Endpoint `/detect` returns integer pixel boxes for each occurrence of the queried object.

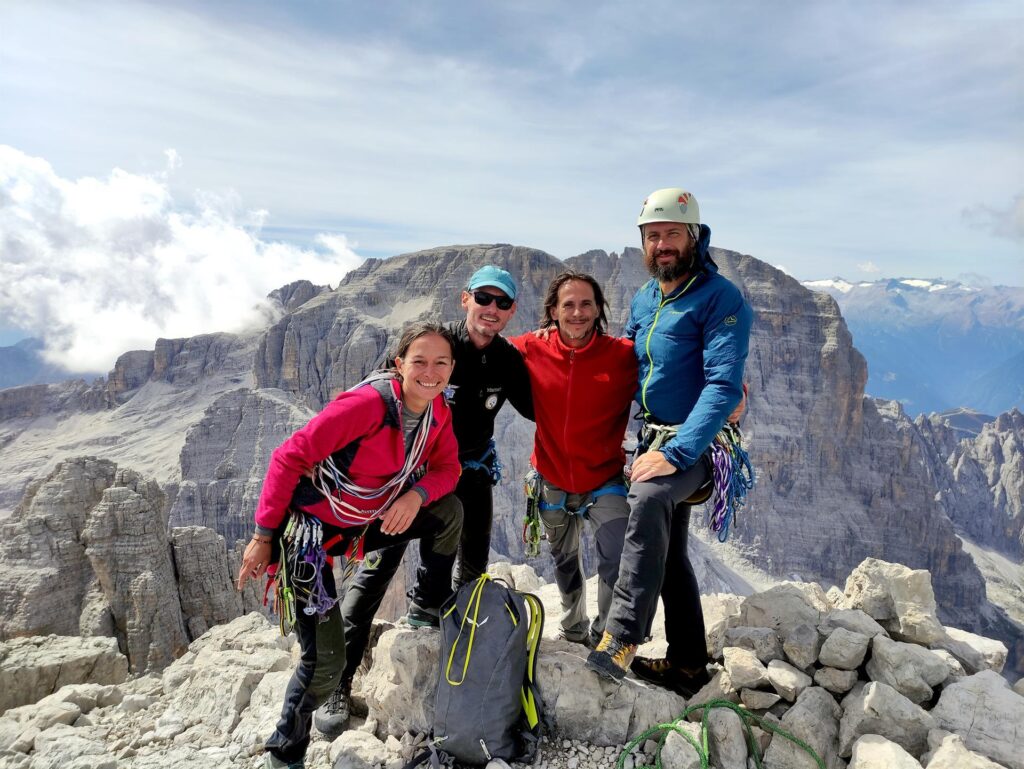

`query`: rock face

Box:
[930,670,1024,769]
[916,407,1024,558]
[0,459,257,675]
[167,387,312,545]
[0,635,128,711]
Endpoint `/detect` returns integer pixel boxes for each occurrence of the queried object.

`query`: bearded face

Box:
[642,223,696,282]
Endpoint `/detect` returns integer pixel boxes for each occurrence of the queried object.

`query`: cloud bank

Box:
[0,146,361,372]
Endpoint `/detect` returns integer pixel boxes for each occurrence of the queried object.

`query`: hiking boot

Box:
[585,631,637,682]
[557,628,595,649]
[630,656,711,697]
[402,606,440,628]
[313,678,352,737]
[264,752,304,769]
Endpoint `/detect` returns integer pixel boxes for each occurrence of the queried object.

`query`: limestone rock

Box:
[170,526,246,638]
[932,625,1008,674]
[703,594,744,659]
[762,686,842,769]
[740,688,782,710]
[818,627,871,670]
[723,646,770,690]
[843,558,944,644]
[849,733,922,769]
[782,623,821,670]
[818,608,887,639]
[865,635,949,703]
[486,561,545,593]
[766,660,812,702]
[928,649,966,681]
[930,670,1024,769]
[82,471,189,674]
[725,627,784,663]
[661,721,703,769]
[362,626,439,737]
[686,671,740,716]
[839,681,936,758]
[707,708,748,769]
[826,586,846,608]
[330,730,390,769]
[923,730,1008,769]
[740,583,829,632]
[1014,677,1024,697]
[813,667,858,694]
[0,634,127,711]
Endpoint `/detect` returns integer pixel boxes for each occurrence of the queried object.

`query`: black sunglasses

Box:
[472,290,514,311]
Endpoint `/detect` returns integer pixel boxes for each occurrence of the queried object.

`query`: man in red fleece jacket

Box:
[511,271,637,647]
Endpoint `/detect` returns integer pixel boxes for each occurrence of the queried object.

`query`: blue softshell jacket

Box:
[624,224,754,471]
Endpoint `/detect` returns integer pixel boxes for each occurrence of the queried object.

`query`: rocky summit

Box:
[0,558,1021,769]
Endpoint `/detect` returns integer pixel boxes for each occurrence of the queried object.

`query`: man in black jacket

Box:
[315,265,534,735]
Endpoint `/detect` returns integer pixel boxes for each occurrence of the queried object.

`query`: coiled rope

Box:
[616,699,824,769]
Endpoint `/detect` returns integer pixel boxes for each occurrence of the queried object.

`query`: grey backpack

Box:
[430,574,544,765]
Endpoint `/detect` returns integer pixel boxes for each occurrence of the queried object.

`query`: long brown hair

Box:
[539,271,609,334]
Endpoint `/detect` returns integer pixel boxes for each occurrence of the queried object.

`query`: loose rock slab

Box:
[849,733,922,769]
[865,635,949,703]
[839,681,936,758]
[930,670,1024,769]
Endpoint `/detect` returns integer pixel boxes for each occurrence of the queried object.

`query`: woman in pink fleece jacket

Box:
[237,322,462,769]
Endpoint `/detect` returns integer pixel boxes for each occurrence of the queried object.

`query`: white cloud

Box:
[962,193,1024,242]
[0,146,362,373]
[857,261,881,273]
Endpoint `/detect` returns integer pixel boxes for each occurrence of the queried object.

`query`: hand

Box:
[531,326,553,340]
[237,539,271,591]
[728,383,749,425]
[630,450,678,483]
[380,491,422,535]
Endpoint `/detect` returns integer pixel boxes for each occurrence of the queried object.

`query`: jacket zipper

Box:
[640,274,701,416]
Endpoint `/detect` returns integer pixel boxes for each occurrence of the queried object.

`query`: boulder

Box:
[0,635,128,711]
[762,686,842,769]
[838,681,936,758]
[703,594,744,658]
[362,626,440,737]
[931,626,1007,674]
[1015,677,1024,697]
[740,583,829,632]
[782,623,821,670]
[930,670,1024,769]
[865,635,949,703]
[486,561,544,593]
[843,558,944,645]
[329,730,391,769]
[766,660,812,702]
[818,627,871,670]
[818,608,887,639]
[686,671,739,717]
[707,708,747,769]
[849,733,922,768]
[661,722,703,769]
[813,667,858,694]
[740,688,782,710]
[724,627,784,663]
[928,649,966,681]
[723,646,770,690]
[922,729,1008,769]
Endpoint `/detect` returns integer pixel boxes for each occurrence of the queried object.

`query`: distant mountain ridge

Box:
[0,338,102,390]
[803,277,1024,416]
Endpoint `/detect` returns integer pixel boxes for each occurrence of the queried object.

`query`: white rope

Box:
[311,399,434,526]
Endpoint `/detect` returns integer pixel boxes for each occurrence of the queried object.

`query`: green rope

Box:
[615,698,826,769]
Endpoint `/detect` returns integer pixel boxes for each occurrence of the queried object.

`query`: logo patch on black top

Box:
[724,315,737,326]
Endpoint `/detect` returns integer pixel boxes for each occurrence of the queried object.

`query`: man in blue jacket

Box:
[586,187,753,695]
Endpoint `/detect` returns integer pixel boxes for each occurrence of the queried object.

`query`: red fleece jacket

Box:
[254,377,459,531]
[510,332,637,494]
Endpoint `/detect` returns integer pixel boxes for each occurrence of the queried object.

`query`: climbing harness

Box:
[462,439,503,485]
[270,512,339,635]
[521,472,628,558]
[635,419,755,542]
[310,397,433,527]
[616,698,825,769]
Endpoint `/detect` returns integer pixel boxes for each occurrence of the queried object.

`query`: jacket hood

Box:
[696,224,719,274]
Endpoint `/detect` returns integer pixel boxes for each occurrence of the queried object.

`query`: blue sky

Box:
[1,0,1022,367]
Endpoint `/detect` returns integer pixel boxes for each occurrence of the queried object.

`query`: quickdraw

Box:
[271,512,339,635]
[522,470,543,558]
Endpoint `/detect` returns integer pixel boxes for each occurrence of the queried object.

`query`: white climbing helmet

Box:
[637,188,701,228]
